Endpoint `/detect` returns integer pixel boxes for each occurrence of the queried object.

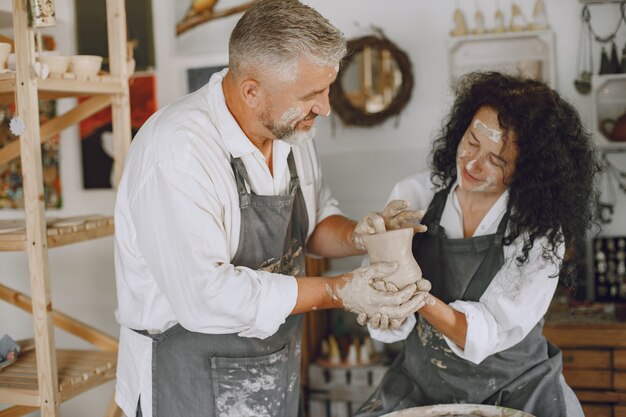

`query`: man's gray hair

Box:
[229,0,347,81]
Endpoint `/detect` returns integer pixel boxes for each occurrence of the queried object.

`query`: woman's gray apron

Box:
[357,185,566,417]
[135,150,308,417]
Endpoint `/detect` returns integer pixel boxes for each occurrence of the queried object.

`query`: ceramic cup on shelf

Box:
[68,55,103,77]
[39,55,70,76]
[0,43,11,71]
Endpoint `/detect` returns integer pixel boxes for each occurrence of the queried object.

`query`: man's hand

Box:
[368,278,433,330]
[352,200,427,250]
[334,262,427,328]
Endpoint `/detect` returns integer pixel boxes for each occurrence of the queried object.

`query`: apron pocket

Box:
[210,345,290,417]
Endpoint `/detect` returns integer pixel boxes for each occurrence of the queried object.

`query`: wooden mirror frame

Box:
[329,35,414,127]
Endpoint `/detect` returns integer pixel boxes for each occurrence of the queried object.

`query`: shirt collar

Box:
[207,68,260,159]
[207,68,293,163]
[448,178,510,234]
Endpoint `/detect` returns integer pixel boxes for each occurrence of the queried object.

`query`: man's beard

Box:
[260,107,317,146]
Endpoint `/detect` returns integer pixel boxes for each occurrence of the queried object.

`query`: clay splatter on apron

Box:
[259,239,304,276]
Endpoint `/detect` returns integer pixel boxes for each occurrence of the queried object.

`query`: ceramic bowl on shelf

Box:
[39,55,70,75]
[68,55,103,77]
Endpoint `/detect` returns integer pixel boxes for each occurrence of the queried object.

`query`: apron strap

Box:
[231,151,300,197]
[420,183,451,227]
[230,156,252,196]
[286,151,300,195]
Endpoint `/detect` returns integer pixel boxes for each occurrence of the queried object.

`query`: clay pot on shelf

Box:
[600,112,626,142]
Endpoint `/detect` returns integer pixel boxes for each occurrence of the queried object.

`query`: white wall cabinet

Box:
[447,30,556,87]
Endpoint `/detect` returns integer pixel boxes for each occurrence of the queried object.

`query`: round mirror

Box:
[330,36,414,127]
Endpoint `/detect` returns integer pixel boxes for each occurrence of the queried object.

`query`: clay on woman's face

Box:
[455,106,517,196]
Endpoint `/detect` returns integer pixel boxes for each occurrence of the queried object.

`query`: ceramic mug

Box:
[600,112,626,142]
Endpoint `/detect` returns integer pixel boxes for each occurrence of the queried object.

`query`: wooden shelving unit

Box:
[545,313,626,417]
[0,0,132,416]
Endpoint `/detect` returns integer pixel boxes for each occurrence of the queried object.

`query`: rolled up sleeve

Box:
[443,236,562,364]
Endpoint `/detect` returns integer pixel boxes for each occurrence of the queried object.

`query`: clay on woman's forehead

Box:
[473,119,502,143]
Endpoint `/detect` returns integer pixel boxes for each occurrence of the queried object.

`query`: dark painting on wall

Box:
[75,0,155,71]
[187,65,227,93]
[0,101,62,209]
[80,74,157,189]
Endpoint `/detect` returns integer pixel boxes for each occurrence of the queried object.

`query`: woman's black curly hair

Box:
[430,72,602,284]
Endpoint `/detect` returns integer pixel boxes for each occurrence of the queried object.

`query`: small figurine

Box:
[529,0,549,31]
[493,2,506,34]
[346,343,358,365]
[450,1,469,37]
[328,335,341,365]
[509,3,527,32]
[473,8,487,35]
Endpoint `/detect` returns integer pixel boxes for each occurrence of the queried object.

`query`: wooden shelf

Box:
[544,314,626,414]
[0,71,126,103]
[544,314,626,348]
[0,215,114,251]
[0,348,116,407]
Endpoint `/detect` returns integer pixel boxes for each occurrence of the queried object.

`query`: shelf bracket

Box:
[0,94,112,165]
[0,406,39,417]
[0,282,119,351]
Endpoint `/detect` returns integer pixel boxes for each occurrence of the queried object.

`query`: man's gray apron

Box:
[356,185,566,417]
[135,150,308,417]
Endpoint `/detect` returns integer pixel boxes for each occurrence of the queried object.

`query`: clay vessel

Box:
[601,112,626,142]
[362,228,421,290]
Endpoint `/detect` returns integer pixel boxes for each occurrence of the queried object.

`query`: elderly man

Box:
[114,1,429,416]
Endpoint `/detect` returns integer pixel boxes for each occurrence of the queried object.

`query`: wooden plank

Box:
[107,0,132,187]
[544,324,626,348]
[614,371,626,391]
[575,389,626,403]
[563,369,613,389]
[615,405,626,415]
[562,349,612,370]
[0,283,118,351]
[12,0,59,415]
[581,403,613,417]
[615,350,626,370]
[47,224,114,247]
[38,77,126,95]
[0,348,117,406]
[0,406,38,417]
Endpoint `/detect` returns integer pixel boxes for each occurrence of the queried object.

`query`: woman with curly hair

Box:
[356,72,601,417]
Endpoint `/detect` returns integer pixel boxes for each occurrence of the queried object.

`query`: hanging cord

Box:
[582,3,623,44]
[577,6,594,76]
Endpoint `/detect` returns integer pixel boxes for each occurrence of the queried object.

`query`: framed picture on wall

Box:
[80,73,158,189]
[0,101,62,209]
[187,65,227,93]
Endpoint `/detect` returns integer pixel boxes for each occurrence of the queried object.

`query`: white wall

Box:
[1,1,625,415]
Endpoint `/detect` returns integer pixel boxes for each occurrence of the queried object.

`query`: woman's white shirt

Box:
[368,171,562,365]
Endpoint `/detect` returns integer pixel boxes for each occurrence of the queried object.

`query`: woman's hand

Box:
[352,200,427,250]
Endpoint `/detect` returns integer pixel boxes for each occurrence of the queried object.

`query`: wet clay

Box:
[362,228,422,289]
